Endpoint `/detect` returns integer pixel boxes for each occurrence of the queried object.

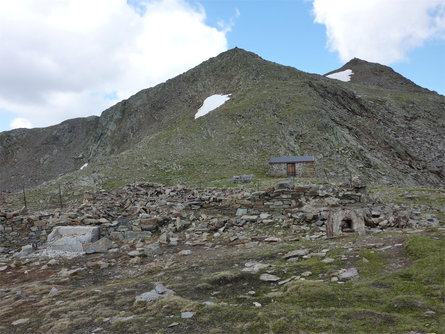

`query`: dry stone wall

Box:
[0,181,439,252]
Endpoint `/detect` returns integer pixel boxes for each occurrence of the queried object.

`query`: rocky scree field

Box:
[0,181,444,333]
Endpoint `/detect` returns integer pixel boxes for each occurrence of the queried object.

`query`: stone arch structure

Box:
[326,209,365,238]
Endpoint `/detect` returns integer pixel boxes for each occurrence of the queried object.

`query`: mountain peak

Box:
[1,48,443,193]
[325,58,429,92]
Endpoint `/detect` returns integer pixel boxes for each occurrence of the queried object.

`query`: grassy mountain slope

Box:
[1,48,444,194]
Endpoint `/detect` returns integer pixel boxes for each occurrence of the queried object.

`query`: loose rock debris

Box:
[0,182,442,333]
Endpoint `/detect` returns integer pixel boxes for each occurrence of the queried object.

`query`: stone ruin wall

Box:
[0,182,438,251]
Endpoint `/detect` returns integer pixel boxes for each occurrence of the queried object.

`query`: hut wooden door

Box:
[287,163,296,176]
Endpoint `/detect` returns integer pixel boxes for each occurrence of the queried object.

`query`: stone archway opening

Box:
[340,218,354,233]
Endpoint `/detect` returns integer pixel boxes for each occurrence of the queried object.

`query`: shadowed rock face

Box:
[0,117,99,191]
[1,48,444,192]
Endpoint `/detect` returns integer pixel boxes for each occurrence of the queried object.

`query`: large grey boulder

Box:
[44,226,100,258]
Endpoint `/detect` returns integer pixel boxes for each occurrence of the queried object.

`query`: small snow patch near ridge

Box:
[195,94,231,119]
[326,69,353,82]
[80,163,88,170]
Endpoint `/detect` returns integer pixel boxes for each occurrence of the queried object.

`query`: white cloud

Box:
[10,118,33,129]
[312,0,445,64]
[0,0,228,130]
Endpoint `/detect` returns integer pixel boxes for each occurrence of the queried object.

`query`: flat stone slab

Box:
[48,226,100,244]
[283,249,309,259]
[44,226,100,258]
[181,312,195,319]
[110,315,136,324]
[11,318,29,326]
[259,273,280,282]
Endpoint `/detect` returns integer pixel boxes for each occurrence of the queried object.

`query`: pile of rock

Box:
[0,182,440,255]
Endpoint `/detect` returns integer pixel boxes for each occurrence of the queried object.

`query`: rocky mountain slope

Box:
[324,57,431,92]
[1,48,444,193]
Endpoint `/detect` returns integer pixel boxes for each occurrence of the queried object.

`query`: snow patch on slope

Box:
[326,69,353,82]
[195,94,231,119]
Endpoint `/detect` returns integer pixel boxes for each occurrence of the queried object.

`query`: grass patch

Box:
[195,234,445,333]
[405,235,444,259]
[356,249,386,277]
[203,270,245,285]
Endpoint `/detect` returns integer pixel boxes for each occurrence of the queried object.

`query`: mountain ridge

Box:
[1,48,444,193]
[324,57,432,93]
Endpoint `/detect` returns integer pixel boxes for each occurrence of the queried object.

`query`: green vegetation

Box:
[190,233,444,333]
[2,222,443,333]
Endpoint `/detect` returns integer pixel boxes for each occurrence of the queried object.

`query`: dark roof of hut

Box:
[269,156,315,163]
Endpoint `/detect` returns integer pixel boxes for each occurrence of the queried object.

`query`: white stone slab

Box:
[44,226,100,258]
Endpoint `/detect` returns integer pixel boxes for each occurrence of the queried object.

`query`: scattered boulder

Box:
[232,175,253,183]
[110,315,136,324]
[135,283,175,303]
[264,237,282,243]
[283,249,309,260]
[181,312,195,319]
[178,249,192,256]
[14,244,34,258]
[259,273,280,282]
[321,258,335,264]
[242,262,270,273]
[11,318,29,326]
[128,250,142,257]
[338,268,360,281]
[84,237,115,254]
[144,242,163,257]
[48,287,59,297]
[236,208,248,216]
[58,267,85,278]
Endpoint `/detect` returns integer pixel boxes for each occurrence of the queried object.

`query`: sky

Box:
[0,0,444,132]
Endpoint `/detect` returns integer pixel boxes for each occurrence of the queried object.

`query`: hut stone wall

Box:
[268,161,314,177]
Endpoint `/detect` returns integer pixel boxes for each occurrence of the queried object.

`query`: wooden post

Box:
[22,186,27,209]
[58,183,63,209]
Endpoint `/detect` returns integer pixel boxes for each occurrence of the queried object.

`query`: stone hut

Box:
[268,156,315,177]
